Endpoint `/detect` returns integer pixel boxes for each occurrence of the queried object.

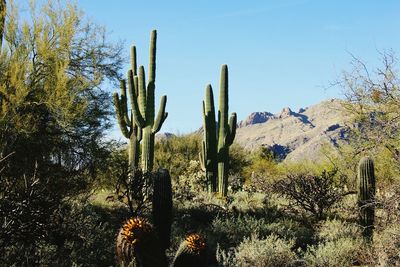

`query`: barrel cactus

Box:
[172,233,207,267]
[357,156,376,241]
[116,217,167,267]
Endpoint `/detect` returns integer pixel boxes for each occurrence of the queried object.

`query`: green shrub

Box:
[374,223,400,266]
[317,219,361,242]
[217,234,297,267]
[304,237,362,267]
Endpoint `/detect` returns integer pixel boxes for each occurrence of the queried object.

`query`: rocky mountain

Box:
[235,99,349,162]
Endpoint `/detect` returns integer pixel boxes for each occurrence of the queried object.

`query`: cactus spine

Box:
[200,65,236,196]
[172,233,207,267]
[129,30,168,173]
[357,156,376,241]
[152,169,172,251]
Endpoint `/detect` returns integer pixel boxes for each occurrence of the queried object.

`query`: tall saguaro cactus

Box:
[200,85,218,192]
[200,65,236,196]
[0,0,6,49]
[129,30,168,173]
[113,46,142,173]
[357,156,376,241]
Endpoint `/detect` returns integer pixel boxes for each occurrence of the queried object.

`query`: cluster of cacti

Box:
[357,156,376,241]
[172,233,207,267]
[113,30,168,174]
[116,169,207,267]
[200,65,237,196]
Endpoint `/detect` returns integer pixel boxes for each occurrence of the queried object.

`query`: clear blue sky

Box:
[18,0,400,136]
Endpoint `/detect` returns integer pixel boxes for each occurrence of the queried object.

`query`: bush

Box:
[273,170,347,220]
[317,219,361,242]
[217,234,297,267]
[304,237,363,267]
[374,223,400,266]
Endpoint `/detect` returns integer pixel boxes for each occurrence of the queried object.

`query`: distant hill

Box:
[235,99,349,162]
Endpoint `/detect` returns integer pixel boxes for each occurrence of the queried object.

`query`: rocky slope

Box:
[235,99,348,162]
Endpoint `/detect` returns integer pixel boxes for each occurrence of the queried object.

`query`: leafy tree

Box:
[337,51,400,184]
[0,0,123,264]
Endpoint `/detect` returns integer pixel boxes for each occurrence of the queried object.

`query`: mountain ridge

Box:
[235,98,348,162]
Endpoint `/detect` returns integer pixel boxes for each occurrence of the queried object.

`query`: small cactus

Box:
[172,233,207,267]
[116,217,167,267]
[357,156,376,241]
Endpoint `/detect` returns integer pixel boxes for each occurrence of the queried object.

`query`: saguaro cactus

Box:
[0,0,6,48]
[113,75,142,173]
[200,65,236,196]
[217,65,237,196]
[152,169,172,251]
[357,156,376,241]
[199,85,218,192]
[129,30,168,173]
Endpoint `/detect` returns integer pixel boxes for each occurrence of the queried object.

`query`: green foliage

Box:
[200,65,237,196]
[243,147,281,191]
[317,219,361,243]
[0,1,123,265]
[304,237,363,267]
[217,234,297,267]
[154,134,202,178]
[338,52,400,185]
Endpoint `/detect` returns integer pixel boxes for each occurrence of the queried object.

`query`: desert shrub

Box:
[374,223,400,266]
[273,170,347,220]
[1,201,124,266]
[243,146,281,192]
[229,191,266,213]
[217,234,297,267]
[154,134,202,179]
[211,213,313,251]
[212,215,270,247]
[172,160,207,202]
[317,219,361,242]
[304,237,363,267]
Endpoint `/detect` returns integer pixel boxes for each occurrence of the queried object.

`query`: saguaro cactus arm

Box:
[152,95,168,133]
[113,83,130,139]
[226,112,237,145]
[127,69,145,128]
